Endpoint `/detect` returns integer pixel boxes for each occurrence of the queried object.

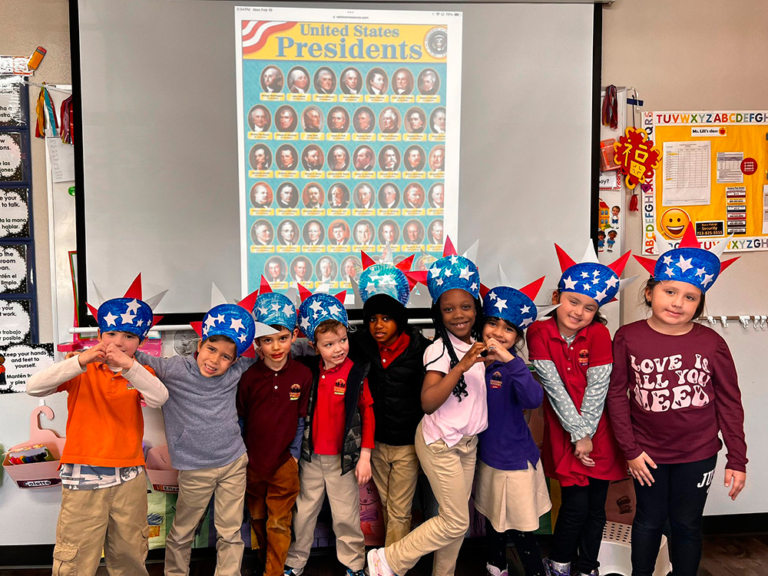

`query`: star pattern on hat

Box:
[426,254,480,302]
[298,292,348,342]
[200,303,257,357]
[556,241,630,305]
[103,312,118,327]
[633,224,739,294]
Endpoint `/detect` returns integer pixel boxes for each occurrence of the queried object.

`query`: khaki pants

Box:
[165,452,248,576]
[370,442,420,546]
[385,423,478,576]
[286,454,365,572]
[52,472,150,576]
[246,458,300,576]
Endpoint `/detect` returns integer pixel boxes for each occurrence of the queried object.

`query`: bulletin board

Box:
[641,110,768,255]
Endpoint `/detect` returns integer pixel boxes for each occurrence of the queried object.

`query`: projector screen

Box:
[73,0,599,319]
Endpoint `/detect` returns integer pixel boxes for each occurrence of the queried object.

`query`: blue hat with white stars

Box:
[254,292,297,331]
[426,254,480,303]
[482,276,547,331]
[359,263,411,307]
[201,303,256,357]
[96,298,154,340]
[298,292,348,343]
[634,224,738,293]
[87,274,166,341]
[556,241,632,307]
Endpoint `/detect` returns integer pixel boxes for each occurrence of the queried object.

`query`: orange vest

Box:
[58,362,154,467]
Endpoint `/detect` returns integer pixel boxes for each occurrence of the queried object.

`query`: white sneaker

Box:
[486,563,509,576]
[367,548,397,576]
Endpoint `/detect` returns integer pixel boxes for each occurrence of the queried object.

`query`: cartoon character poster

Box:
[235,6,462,297]
[641,110,768,254]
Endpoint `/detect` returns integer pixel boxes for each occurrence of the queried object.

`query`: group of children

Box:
[28,223,747,576]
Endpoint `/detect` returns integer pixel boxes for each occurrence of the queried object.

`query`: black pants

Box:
[486,518,545,576]
[550,477,610,573]
[631,454,717,576]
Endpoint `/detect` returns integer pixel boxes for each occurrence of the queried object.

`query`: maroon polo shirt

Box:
[237,356,312,477]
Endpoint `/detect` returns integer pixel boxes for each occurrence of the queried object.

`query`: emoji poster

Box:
[641,110,768,254]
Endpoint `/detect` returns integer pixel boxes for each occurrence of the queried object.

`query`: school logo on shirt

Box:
[290,383,301,400]
[578,349,589,366]
[490,371,503,389]
[334,379,346,395]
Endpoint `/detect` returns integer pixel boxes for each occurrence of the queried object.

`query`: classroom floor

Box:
[2,535,767,576]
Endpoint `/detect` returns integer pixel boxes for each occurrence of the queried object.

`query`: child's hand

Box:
[724,469,746,500]
[456,342,487,374]
[574,436,595,467]
[105,343,134,370]
[77,343,107,367]
[355,454,372,486]
[628,452,657,486]
[65,351,81,360]
[484,337,514,364]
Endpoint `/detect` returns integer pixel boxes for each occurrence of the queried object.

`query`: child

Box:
[608,226,747,576]
[27,277,168,576]
[135,296,267,576]
[237,278,312,576]
[596,231,605,252]
[606,229,617,252]
[284,289,375,576]
[475,276,553,576]
[526,243,632,576]
[349,253,430,546]
[368,240,488,576]
[610,206,620,228]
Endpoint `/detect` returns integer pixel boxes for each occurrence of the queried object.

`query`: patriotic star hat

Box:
[634,224,738,293]
[297,286,348,343]
[253,276,297,332]
[357,251,417,307]
[413,237,480,303]
[86,274,167,340]
[556,241,634,306]
[190,284,277,357]
[480,266,559,331]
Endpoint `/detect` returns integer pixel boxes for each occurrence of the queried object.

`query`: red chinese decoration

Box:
[613,127,661,190]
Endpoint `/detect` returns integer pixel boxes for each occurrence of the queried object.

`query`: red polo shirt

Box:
[527,317,626,486]
[312,357,375,455]
[378,331,410,367]
[237,357,312,476]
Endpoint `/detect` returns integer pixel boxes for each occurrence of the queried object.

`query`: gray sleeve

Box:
[531,359,591,443]
[133,351,169,381]
[581,364,612,438]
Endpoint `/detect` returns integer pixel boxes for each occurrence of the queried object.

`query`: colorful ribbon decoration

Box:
[34,84,60,139]
[60,95,73,144]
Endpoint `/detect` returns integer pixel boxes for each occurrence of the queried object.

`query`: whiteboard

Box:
[73,0,598,317]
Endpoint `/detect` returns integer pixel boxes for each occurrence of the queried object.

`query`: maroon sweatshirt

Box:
[607,320,747,472]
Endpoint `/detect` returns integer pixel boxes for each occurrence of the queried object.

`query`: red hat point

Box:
[442,237,457,257]
[123,274,143,299]
[678,223,701,249]
[395,254,415,273]
[633,255,658,276]
[518,276,545,301]
[334,290,347,303]
[361,251,376,270]
[259,276,273,295]
[554,244,577,273]
[608,250,632,276]
[298,283,313,302]
[237,288,260,313]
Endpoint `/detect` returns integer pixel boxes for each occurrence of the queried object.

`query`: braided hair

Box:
[424,296,484,401]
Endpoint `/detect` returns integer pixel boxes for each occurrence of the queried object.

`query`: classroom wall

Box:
[603,0,768,515]
[2,0,72,344]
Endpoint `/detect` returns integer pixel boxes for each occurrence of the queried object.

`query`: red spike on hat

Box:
[298,283,312,302]
[479,283,490,299]
[608,250,632,276]
[237,288,260,313]
[189,321,204,339]
[443,237,457,257]
[518,276,545,301]
[678,223,701,249]
[720,257,739,273]
[361,251,376,270]
[633,255,658,276]
[150,315,164,328]
[405,271,428,290]
[334,290,347,303]
[123,274,143,299]
[259,275,273,295]
[395,254,415,272]
[554,244,577,273]
[241,344,256,358]
[86,303,100,320]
